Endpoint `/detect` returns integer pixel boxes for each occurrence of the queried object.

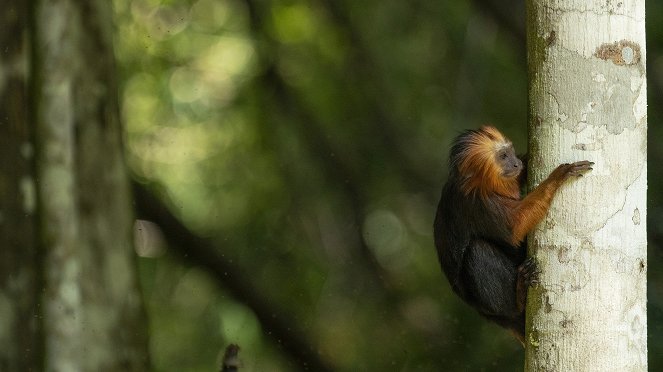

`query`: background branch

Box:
[132,182,333,372]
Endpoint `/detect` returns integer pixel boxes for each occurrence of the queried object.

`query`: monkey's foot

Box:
[516,257,540,312]
[518,257,540,287]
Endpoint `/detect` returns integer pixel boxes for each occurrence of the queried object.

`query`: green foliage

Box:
[114,0,663,370]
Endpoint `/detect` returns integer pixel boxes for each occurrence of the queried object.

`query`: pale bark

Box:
[525,0,647,371]
[34,0,149,370]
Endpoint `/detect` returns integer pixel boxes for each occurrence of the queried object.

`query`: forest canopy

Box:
[18,0,660,370]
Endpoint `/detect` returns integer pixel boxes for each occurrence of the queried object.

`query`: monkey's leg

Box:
[461,240,520,318]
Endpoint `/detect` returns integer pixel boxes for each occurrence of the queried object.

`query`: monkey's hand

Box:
[551,160,593,181]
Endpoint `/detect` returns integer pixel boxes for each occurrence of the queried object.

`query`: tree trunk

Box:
[33,0,150,370]
[0,3,41,370]
[525,0,647,370]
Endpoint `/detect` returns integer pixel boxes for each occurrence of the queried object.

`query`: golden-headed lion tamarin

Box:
[433,126,592,342]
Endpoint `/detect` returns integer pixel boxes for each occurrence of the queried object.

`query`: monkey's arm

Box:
[509,160,592,245]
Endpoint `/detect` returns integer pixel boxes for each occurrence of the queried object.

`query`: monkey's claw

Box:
[568,160,593,177]
[518,257,540,287]
[516,257,539,312]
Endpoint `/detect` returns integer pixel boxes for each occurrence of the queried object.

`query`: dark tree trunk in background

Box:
[0,3,41,371]
[0,0,150,370]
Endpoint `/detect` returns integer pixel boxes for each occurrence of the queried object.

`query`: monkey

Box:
[433,126,592,343]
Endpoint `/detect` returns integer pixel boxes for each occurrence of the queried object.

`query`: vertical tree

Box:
[0,3,40,370]
[525,0,647,370]
[0,0,149,369]
[34,0,150,369]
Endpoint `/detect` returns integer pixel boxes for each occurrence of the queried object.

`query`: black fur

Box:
[434,131,527,337]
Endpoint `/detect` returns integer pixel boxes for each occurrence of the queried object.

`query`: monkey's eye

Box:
[500,153,507,160]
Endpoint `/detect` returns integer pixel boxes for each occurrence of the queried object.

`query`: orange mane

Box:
[455,126,520,200]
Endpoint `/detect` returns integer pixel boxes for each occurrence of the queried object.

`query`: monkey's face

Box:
[496,145,522,179]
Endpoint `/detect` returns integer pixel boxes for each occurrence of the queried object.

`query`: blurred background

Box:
[113,0,663,370]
